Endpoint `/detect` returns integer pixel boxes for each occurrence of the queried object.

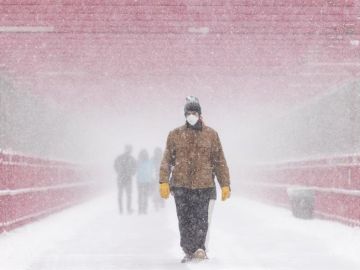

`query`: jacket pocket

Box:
[172,161,188,182]
[195,165,214,187]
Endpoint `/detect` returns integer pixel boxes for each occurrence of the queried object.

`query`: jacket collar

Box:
[185,119,203,131]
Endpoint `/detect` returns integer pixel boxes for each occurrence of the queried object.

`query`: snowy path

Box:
[1,191,360,270]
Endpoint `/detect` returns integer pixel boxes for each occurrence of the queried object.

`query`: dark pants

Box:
[173,187,213,255]
[117,179,132,213]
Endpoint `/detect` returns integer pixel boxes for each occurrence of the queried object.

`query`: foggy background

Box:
[2,75,360,184]
[0,0,359,184]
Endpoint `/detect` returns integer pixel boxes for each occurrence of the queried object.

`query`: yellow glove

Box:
[221,186,231,201]
[160,183,170,199]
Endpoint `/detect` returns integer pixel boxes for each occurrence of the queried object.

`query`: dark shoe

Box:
[180,254,192,263]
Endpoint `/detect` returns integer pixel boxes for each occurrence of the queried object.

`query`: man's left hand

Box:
[221,186,231,201]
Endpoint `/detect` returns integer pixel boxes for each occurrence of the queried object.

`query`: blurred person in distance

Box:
[114,144,136,215]
[136,149,153,215]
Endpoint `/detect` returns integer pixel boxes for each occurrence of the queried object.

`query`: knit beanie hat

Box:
[184,96,201,115]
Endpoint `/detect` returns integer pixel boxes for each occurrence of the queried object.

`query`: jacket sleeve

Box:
[212,132,230,187]
[159,132,175,184]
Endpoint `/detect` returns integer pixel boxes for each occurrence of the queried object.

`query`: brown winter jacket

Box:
[159,122,230,189]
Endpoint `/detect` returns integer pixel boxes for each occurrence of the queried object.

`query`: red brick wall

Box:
[0,1,358,101]
[0,151,98,232]
[241,155,360,226]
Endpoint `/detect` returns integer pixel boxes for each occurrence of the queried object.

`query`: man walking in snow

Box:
[159,96,231,263]
[114,145,137,214]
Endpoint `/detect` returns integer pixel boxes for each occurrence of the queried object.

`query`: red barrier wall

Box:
[241,155,360,226]
[0,151,98,232]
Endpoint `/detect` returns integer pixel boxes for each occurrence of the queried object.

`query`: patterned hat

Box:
[184,96,201,115]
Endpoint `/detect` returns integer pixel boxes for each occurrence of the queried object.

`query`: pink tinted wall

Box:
[0,151,99,232]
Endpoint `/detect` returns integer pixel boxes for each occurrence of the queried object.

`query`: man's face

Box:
[185,111,200,126]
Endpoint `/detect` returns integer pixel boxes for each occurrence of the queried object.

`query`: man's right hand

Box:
[159,183,170,199]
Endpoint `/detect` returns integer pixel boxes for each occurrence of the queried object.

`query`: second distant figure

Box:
[136,149,153,214]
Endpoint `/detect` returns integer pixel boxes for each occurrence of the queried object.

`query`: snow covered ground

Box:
[1,191,360,270]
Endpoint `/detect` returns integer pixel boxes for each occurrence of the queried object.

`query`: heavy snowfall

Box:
[1,1,360,269]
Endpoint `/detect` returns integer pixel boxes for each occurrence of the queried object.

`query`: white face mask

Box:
[186,114,199,126]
